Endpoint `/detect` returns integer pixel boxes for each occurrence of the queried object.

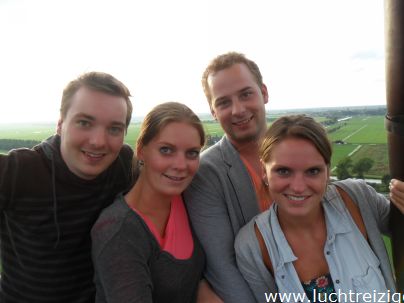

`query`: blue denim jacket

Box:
[235,179,395,303]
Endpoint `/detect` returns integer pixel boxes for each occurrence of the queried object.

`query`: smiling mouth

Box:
[232,115,253,126]
[83,151,106,159]
[163,174,186,181]
[285,195,307,201]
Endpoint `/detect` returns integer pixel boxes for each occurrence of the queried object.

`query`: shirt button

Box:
[281,275,285,279]
[326,251,330,255]
[335,279,340,284]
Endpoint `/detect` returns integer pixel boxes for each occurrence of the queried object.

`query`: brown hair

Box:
[260,115,332,165]
[202,52,264,105]
[60,72,133,129]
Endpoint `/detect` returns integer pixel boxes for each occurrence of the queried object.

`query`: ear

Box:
[327,164,331,182]
[261,159,269,185]
[136,144,144,161]
[261,84,269,105]
[210,106,218,120]
[56,118,63,135]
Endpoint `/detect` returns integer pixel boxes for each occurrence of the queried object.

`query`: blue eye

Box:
[276,168,290,176]
[186,149,200,160]
[215,99,231,109]
[108,126,124,136]
[240,91,253,100]
[159,146,172,154]
[307,168,320,176]
[77,120,91,128]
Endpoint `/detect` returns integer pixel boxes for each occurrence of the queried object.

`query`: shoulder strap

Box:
[335,186,368,240]
[254,223,274,275]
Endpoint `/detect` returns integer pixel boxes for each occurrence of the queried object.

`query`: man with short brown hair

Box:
[0,72,134,303]
[185,52,271,302]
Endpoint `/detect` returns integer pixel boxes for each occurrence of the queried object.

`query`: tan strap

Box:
[336,186,368,240]
[254,223,274,274]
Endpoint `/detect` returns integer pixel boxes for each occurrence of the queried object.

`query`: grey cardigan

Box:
[184,136,260,303]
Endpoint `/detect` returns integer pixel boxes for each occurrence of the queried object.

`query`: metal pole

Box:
[385,0,404,292]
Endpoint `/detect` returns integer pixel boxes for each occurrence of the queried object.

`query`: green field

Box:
[0,123,56,141]
[0,115,389,178]
[328,116,386,144]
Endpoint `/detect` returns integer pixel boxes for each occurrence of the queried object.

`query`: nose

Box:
[289,174,306,193]
[89,128,107,148]
[232,99,246,116]
[173,153,187,170]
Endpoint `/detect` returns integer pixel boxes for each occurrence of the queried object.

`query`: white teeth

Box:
[287,195,305,201]
[233,116,253,125]
[85,152,104,158]
[165,175,184,181]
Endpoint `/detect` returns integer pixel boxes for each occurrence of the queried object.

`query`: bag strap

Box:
[254,223,274,274]
[335,186,368,240]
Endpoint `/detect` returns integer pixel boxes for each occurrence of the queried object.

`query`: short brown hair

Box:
[60,72,133,129]
[202,52,264,105]
[260,115,332,165]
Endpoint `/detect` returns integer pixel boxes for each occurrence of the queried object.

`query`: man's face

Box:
[208,63,268,147]
[57,87,127,180]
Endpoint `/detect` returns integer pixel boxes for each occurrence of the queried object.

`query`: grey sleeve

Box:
[92,223,153,303]
[184,169,256,303]
[335,179,391,234]
[235,220,278,303]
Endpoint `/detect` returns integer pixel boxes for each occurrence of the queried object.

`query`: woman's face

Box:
[263,137,329,219]
[138,121,202,198]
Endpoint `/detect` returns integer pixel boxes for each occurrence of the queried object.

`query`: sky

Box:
[0,0,386,123]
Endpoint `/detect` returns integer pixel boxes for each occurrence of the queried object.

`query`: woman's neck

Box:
[125,176,172,236]
[277,204,325,233]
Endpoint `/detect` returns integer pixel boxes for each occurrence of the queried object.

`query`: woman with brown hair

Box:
[235,115,404,303]
[92,102,219,303]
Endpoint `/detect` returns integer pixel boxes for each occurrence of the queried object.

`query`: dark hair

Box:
[202,52,264,106]
[60,72,133,129]
[260,115,332,165]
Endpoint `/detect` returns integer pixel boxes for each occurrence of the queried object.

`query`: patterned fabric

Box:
[302,273,338,302]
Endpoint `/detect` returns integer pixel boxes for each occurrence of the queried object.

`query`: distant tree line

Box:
[0,139,41,151]
[205,134,221,147]
[335,156,390,192]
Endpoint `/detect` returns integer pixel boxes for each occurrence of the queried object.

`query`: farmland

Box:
[0,113,389,179]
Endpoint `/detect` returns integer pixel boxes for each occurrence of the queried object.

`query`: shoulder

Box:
[332,178,381,203]
[92,196,145,246]
[118,144,134,164]
[92,196,127,236]
[4,146,43,161]
[1,147,46,173]
[200,139,225,164]
[199,136,240,170]
[333,178,367,191]
[235,215,259,251]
